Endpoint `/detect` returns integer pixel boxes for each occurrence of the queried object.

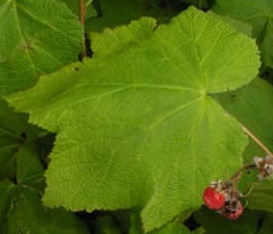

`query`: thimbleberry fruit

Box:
[203,180,243,220]
[218,200,243,220]
[203,187,226,210]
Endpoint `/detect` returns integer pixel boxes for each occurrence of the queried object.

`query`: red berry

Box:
[220,201,243,220]
[203,187,226,210]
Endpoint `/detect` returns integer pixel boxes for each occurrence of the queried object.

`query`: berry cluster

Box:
[203,155,273,220]
[203,180,243,220]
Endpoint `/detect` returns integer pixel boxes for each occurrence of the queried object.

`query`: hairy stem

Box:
[241,125,273,158]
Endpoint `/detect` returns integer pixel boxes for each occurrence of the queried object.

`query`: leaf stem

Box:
[230,164,256,183]
[241,125,273,158]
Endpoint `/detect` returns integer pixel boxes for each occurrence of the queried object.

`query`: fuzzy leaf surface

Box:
[7,7,260,231]
[0,0,82,95]
[213,0,273,69]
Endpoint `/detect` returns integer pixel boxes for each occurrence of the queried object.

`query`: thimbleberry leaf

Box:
[214,0,273,69]
[7,7,260,231]
[203,187,226,210]
[0,0,82,95]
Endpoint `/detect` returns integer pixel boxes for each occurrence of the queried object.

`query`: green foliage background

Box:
[1,0,273,233]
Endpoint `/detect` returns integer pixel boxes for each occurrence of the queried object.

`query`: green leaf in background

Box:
[195,207,258,234]
[0,101,88,233]
[86,0,144,31]
[7,7,260,232]
[0,0,83,95]
[215,78,273,163]
[214,78,273,193]
[0,181,14,234]
[213,0,273,69]
[0,144,89,233]
[129,210,191,234]
[248,180,273,213]
[6,186,89,234]
[149,223,190,234]
[0,99,35,180]
[257,213,273,234]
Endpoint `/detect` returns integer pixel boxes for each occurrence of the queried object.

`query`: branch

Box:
[241,125,273,158]
[79,0,86,57]
[79,0,86,27]
[230,164,256,183]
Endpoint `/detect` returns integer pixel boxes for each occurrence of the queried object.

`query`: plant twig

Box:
[79,0,86,27]
[79,0,86,57]
[241,125,273,158]
[230,164,256,183]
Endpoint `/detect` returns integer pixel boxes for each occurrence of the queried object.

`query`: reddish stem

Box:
[79,0,86,57]
[230,164,256,183]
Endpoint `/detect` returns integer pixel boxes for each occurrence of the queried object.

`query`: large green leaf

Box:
[213,0,273,69]
[0,0,82,95]
[7,7,260,231]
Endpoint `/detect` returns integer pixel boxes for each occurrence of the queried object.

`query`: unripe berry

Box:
[203,187,226,210]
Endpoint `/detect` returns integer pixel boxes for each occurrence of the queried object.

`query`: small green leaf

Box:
[0,99,33,180]
[0,0,83,95]
[7,7,260,231]
[0,181,14,234]
[7,186,89,234]
[91,17,156,58]
[213,0,273,69]
[16,144,45,191]
[0,100,87,232]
